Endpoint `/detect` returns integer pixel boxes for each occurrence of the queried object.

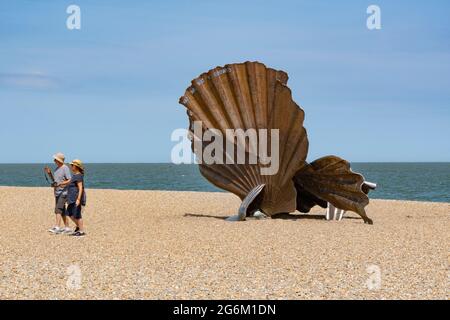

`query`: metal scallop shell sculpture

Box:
[179,61,373,224]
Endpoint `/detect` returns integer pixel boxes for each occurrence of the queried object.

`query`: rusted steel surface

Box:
[179,61,372,223]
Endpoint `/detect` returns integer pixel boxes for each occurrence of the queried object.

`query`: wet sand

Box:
[0,186,448,299]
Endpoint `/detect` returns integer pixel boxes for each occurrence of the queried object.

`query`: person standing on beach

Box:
[59,159,87,237]
[47,153,72,234]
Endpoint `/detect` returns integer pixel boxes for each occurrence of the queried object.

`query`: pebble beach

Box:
[0,186,448,300]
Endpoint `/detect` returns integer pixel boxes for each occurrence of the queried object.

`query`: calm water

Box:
[0,163,449,203]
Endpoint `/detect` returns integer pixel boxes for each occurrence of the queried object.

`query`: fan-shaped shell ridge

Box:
[179,61,309,215]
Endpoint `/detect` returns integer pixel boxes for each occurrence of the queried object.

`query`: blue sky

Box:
[0,0,449,163]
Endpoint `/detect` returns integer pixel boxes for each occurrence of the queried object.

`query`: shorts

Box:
[67,203,83,219]
[55,194,67,215]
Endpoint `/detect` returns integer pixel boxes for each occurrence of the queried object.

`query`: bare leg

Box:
[62,215,70,228]
[69,216,79,228]
[77,219,84,232]
[55,213,63,228]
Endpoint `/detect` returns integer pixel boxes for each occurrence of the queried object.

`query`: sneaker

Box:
[71,231,86,237]
[48,226,61,234]
[61,227,73,234]
[55,228,67,234]
[74,227,79,233]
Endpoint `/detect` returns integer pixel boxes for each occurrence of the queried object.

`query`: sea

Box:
[0,163,449,203]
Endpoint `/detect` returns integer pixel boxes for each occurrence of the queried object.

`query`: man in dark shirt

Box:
[61,159,87,237]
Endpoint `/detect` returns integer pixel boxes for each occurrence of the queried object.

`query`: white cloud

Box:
[0,72,58,89]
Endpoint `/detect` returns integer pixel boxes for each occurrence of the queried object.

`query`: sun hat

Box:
[53,152,65,164]
[70,159,85,171]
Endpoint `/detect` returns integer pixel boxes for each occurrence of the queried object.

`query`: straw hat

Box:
[70,159,84,171]
[53,152,65,164]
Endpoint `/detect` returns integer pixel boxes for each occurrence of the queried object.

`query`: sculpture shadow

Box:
[271,213,361,220]
[271,213,325,220]
[184,212,361,221]
[184,213,228,220]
